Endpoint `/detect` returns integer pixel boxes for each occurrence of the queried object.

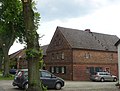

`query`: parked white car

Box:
[90,72,117,82]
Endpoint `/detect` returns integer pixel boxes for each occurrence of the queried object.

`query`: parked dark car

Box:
[12,69,65,90]
[9,69,17,75]
[90,72,117,82]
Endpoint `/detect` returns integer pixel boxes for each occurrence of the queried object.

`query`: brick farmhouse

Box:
[10,26,119,81]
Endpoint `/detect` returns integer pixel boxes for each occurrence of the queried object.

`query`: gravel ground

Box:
[50,81,120,91]
[0,80,120,91]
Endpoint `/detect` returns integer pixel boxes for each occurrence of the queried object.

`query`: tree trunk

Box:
[0,49,3,70]
[0,39,10,77]
[2,47,10,77]
[22,0,42,91]
[1,39,15,77]
[3,51,10,77]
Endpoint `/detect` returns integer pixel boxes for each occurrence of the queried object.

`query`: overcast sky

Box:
[9,0,120,54]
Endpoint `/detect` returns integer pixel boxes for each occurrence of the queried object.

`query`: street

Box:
[0,80,119,91]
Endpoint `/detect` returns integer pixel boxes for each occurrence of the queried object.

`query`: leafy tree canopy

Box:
[0,0,24,44]
[0,0,40,45]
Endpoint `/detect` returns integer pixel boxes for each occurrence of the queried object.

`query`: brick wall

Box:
[72,49,118,81]
[45,29,74,80]
[73,64,118,81]
[46,64,73,80]
[45,49,73,80]
[73,49,118,64]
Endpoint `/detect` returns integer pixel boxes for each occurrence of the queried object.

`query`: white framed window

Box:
[51,67,54,73]
[61,67,65,73]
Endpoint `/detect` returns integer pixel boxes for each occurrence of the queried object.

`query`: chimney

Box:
[85,29,91,33]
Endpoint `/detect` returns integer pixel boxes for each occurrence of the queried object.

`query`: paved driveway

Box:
[0,80,119,91]
[59,81,120,91]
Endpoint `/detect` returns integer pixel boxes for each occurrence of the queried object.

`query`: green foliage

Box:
[0,0,22,19]
[0,76,14,80]
[0,0,25,77]
[0,25,4,34]
[39,60,44,69]
[0,0,41,44]
[32,1,41,30]
[0,71,14,80]
[0,0,24,43]
[0,0,40,43]
[26,49,41,58]
[41,84,47,91]
[31,80,37,86]
[10,59,17,69]
[0,0,23,27]
[26,48,44,69]
[34,12,40,30]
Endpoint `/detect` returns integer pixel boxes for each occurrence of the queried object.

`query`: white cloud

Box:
[9,0,120,54]
[38,1,120,46]
[36,0,120,21]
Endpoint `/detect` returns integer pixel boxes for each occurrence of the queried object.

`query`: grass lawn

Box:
[0,76,14,80]
[0,71,14,80]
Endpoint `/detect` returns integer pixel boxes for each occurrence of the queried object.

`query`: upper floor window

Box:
[56,53,59,59]
[110,54,113,60]
[51,53,54,60]
[61,52,64,60]
[84,52,91,59]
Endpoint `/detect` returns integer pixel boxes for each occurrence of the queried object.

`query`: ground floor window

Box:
[51,67,54,73]
[61,66,66,73]
[86,67,103,75]
[105,67,110,73]
[50,66,66,74]
[56,67,59,73]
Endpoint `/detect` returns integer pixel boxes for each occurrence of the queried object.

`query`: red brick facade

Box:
[72,49,118,80]
[45,48,118,81]
[45,29,73,80]
[45,27,119,81]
